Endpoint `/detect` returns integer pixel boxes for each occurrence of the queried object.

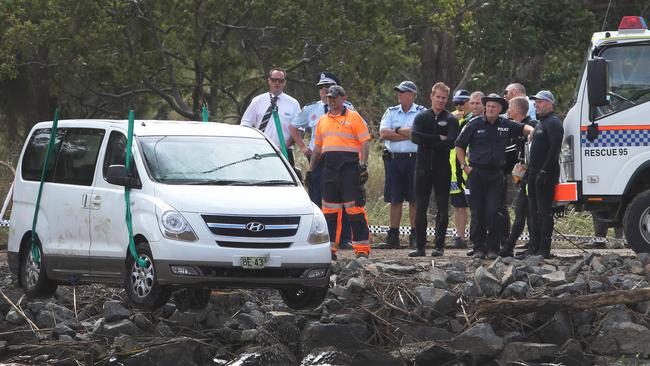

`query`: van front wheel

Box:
[124,243,171,310]
[279,286,328,310]
[624,190,650,253]
[19,240,57,298]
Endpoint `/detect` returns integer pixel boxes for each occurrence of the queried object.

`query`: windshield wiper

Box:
[185,179,249,185]
[200,152,277,174]
[252,180,295,186]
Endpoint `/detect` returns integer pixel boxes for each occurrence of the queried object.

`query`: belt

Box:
[384,150,416,159]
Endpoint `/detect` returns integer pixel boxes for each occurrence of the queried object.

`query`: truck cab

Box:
[558,16,650,252]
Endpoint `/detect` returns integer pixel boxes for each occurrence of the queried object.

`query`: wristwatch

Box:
[394,126,401,134]
[460,163,467,169]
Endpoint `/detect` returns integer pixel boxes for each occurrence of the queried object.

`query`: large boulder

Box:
[301,322,370,355]
[451,323,504,358]
[499,342,559,364]
[413,287,458,320]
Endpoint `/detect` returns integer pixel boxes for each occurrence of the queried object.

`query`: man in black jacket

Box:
[527,90,564,258]
[409,82,459,257]
[455,94,534,259]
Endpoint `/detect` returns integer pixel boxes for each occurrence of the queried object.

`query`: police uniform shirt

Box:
[291,100,354,150]
[241,92,301,148]
[379,103,424,153]
[455,116,525,170]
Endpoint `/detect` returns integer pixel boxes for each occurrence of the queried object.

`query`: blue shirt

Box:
[379,103,424,153]
[291,100,355,149]
[527,98,537,120]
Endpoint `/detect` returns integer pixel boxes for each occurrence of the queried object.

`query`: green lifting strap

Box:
[125,110,147,267]
[202,105,209,122]
[31,109,60,264]
[271,107,289,159]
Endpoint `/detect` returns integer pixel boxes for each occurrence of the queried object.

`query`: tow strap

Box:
[202,105,209,122]
[271,108,289,160]
[31,109,60,264]
[125,110,147,267]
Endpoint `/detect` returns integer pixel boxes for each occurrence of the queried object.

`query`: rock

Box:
[347,277,366,292]
[525,255,545,266]
[541,270,567,286]
[499,342,560,364]
[301,322,370,355]
[226,344,296,366]
[375,263,417,274]
[350,348,402,366]
[168,310,195,328]
[241,329,258,342]
[160,303,176,318]
[539,311,572,346]
[332,312,368,324]
[113,334,135,352]
[500,264,517,286]
[265,311,296,323]
[502,281,529,298]
[638,253,650,266]
[330,284,352,301]
[35,303,75,328]
[5,309,26,325]
[393,341,467,366]
[461,281,481,297]
[568,252,595,276]
[553,280,588,295]
[257,316,301,355]
[398,324,455,344]
[95,319,141,338]
[416,267,448,288]
[133,313,153,331]
[446,270,466,283]
[154,321,174,337]
[235,311,263,329]
[300,347,351,366]
[634,301,650,315]
[554,339,586,366]
[102,300,130,323]
[474,267,502,296]
[413,287,458,319]
[52,323,76,339]
[592,256,608,274]
[589,280,605,292]
[58,335,74,342]
[592,321,650,357]
[450,323,504,358]
[122,337,213,366]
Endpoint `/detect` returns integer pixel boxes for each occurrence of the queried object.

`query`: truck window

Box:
[52,128,105,186]
[21,128,65,182]
[102,131,137,179]
[595,43,650,118]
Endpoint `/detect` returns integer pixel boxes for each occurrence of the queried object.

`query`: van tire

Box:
[124,243,171,310]
[279,286,328,310]
[19,239,58,298]
[623,189,650,253]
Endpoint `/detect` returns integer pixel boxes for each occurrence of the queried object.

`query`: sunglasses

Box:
[319,84,334,89]
[269,78,286,83]
[453,101,466,106]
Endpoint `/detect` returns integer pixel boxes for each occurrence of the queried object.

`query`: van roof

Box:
[30,119,266,139]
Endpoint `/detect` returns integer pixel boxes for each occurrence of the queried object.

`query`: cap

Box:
[481,93,509,113]
[452,89,470,103]
[326,85,346,97]
[316,72,340,86]
[530,90,555,104]
[393,81,418,94]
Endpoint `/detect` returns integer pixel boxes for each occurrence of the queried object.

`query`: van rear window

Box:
[21,128,64,182]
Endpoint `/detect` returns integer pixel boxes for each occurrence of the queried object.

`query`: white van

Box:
[8,120,331,309]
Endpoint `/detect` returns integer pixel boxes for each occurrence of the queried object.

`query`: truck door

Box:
[581,43,650,196]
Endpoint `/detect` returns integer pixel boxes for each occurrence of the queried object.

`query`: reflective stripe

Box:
[345,206,366,215]
[322,145,360,153]
[342,200,356,208]
[322,200,344,209]
[321,131,357,139]
[351,240,370,245]
[357,132,370,140]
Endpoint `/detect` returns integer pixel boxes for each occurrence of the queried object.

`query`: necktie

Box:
[323,103,329,114]
[259,94,278,132]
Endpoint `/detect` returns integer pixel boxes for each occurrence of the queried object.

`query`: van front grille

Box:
[202,215,300,238]
[216,240,292,249]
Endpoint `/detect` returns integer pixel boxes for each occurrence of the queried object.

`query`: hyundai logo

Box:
[245,222,265,232]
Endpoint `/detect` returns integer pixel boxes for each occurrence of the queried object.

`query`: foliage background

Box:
[1,0,649,234]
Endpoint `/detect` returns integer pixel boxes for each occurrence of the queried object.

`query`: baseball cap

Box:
[326,85,346,97]
[393,81,418,94]
[530,90,555,104]
[316,72,340,86]
[452,89,470,104]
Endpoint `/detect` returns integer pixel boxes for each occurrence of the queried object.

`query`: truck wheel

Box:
[279,286,328,310]
[173,287,212,311]
[124,243,171,310]
[623,189,650,253]
[19,240,57,298]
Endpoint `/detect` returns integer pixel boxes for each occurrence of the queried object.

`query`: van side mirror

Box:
[106,165,140,188]
[587,58,609,108]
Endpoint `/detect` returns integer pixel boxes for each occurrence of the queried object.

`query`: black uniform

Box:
[411,109,459,252]
[527,111,563,257]
[501,116,539,255]
[455,116,526,254]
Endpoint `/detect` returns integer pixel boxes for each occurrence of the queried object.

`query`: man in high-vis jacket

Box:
[306,85,371,259]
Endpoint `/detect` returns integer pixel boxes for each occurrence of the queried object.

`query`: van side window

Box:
[52,129,105,186]
[102,131,138,181]
[21,128,65,181]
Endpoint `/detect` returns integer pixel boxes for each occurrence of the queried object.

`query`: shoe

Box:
[355,252,368,259]
[580,240,607,249]
[466,249,475,256]
[499,249,514,258]
[408,249,426,257]
[514,242,529,249]
[514,249,535,260]
[377,228,401,249]
[487,251,498,259]
[448,237,467,249]
[430,248,444,257]
[472,250,486,259]
[409,232,417,248]
[376,242,401,249]
[536,251,554,259]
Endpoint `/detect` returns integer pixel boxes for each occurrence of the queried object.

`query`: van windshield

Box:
[139,136,296,185]
[595,42,650,118]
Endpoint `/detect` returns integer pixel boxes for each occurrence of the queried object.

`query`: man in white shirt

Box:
[241,68,301,165]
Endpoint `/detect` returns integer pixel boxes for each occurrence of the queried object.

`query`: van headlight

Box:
[159,210,198,242]
[308,209,330,245]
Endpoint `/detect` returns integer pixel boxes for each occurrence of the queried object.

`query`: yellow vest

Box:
[449,112,472,194]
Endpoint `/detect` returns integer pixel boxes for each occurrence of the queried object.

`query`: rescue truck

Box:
[556,16,650,252]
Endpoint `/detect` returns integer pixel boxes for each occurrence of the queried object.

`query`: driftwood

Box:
[478,288,650,315]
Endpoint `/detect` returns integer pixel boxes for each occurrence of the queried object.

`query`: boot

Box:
[377,228,401,249]
[448,236,467,249]
[409,229,417,248]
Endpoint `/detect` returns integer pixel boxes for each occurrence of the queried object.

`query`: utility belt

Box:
[383,150,416,160]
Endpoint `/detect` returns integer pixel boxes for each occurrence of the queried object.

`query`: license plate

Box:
[241,256,266,269]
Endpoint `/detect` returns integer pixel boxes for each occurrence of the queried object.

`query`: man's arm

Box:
[455,146,472,174]
[289,125,310,157]
[380,128,410,141]
[240,97,257,127]
[308,145,322,172]
[440,117,460,150]
[540,119,564,172]
[411,112,440,145]
[360,140,370,164]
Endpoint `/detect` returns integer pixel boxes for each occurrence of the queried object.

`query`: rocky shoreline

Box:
[1,251,650,365]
